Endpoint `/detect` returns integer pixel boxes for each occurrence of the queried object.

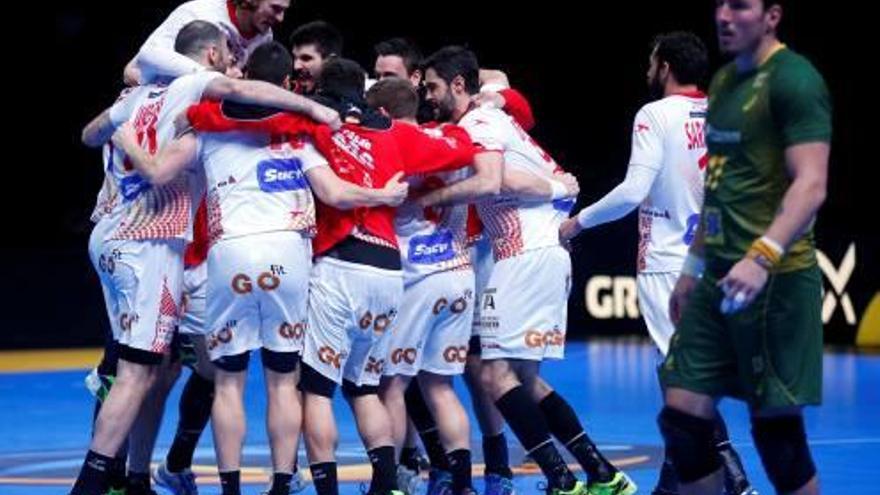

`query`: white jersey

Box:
[93,71,222,241]
[137,0,273,82]
[198,132,328,244]
[396,128,473,284]
[630,92,707,273]
[462,105,569,261]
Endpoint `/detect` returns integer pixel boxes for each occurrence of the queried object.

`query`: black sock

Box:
[311,462,339,495]
[167,372,214,472]
[108,455,127,490]
[539,391,616,483]
[482,433,513,479]
[495,386,575,490]
[419,428,450,471]
[70,450,113,495]
[400,446,421,472]
[653,447,678,494]
[530,442,578,491]
[448,449,473,493]
[368,446,397,494]
[219,470,241,495]
[267,472,294,495]
[714,415,750,493]
[405,381,449,471]
[127,470,150,489]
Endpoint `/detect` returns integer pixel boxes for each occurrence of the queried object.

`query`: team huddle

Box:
[72,1,832,495]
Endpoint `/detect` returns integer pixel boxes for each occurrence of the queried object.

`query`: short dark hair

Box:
[366,78,420,119]
[317,57,366,100]
[422,46,480,95]
[174,20,224,57]
[651,31,709,87]
[244,41,292,86]
[374,38,423,75]
[289,20,343,58]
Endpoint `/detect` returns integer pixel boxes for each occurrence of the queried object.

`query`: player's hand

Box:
[557,172,580,197]
[225,66,244,79]
[111,122,138,150]
[478,69,510,88]
[123,62,142,87]
[382,172,409,206]
[669,273,700,325]
[717,257,768,314]
[472,91,506,109]
[559,217,582,244]
[309,102,342,130]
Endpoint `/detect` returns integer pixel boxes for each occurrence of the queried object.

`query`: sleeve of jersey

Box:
[397,124,477,175]
[186,101,319,137]
[465,113,506,155]
[627,106,664,171]
[136,6,206,81]
[499,88,536,131]
[297,138,330,173]
[108,88,143,127]
[770,61,833,146]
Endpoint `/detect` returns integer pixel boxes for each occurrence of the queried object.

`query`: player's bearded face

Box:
[433,89,456,123]
[252,0,289,32]
[209,42,232,73]
[715,0,768,55]
[293,45,322,94]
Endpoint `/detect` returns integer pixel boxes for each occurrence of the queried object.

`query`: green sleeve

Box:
[770,58,832,146]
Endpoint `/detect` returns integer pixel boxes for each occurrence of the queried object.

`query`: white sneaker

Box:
[397,465,422,495]
[152,462,198,495]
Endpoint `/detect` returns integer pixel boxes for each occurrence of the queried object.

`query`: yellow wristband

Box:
[747,237,783,270]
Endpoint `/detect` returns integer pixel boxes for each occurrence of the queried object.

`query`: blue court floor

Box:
[1,339,878,494]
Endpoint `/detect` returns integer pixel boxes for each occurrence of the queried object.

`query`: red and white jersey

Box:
[462,105,569,261]
[95,71,222,242]
[396,125,473,284]
[186,102,477,256]
[197,131,328,245]
[631,92,707,273]
[137,0,272,82]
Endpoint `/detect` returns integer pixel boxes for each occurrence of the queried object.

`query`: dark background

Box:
[5,1,871,349]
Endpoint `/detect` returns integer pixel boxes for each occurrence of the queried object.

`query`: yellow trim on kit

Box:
[857,292,880,347]
[0,348,103,372]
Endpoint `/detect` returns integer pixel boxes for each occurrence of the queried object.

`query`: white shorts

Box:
[303,257,403,387]
[479,245,571,361]
[385,269,475,377]
[470,237,495,336]
[88,222,184,356]
[179,262,207,336]
[205,231,311,361]
[636,271,678,356]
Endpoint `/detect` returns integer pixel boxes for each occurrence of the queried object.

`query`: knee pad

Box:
[341,379,379,399]
[752,415,816,493]
[118,344,164,366]
[211,351,250,373]
[261,348,300,374]
[299,363,337,398]
[657,406,721,483]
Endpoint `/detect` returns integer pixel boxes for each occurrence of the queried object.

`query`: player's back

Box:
[198,130,325,244]
[461,105,567,260]
[635,92,707,272]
